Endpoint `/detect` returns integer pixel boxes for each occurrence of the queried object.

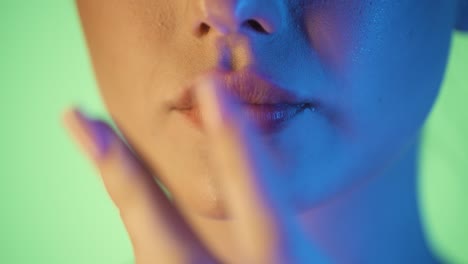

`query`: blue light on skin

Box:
[75,0,468,262]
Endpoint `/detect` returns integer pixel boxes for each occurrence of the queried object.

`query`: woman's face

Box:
[76,0,459,219]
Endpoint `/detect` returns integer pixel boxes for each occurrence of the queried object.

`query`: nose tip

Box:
[194,0,282,37]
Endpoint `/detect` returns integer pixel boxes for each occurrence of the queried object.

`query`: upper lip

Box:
[170,68,314,110]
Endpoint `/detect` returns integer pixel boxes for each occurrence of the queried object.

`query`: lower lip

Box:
[177,103,310,134]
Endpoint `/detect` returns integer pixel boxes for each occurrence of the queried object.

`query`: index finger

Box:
[195,76,302,263]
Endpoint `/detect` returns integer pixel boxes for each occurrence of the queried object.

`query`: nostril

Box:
[243,19,269,34]
[195,19,271,37]
[196,22,211,37]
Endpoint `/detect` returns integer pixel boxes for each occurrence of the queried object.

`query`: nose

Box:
[194,0,284,37]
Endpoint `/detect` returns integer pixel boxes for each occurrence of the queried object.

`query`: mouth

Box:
[170,69,317,134]
[177,102,315,134]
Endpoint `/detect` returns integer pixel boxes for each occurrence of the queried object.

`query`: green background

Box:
[0,2,467,263]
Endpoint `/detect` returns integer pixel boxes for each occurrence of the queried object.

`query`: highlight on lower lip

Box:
[177,103,313,133]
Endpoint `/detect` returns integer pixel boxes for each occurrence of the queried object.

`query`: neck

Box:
[299,135,439,263]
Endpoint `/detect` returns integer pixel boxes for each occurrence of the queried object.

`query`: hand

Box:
[61,74,329,264]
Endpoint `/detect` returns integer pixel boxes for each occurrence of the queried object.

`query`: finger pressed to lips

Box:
[197,76,331,263]
[61,88,327,263]
[195,76,306,263]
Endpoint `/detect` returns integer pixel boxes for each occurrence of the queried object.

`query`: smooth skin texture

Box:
[63,76,326,263]
[65,0,468,263]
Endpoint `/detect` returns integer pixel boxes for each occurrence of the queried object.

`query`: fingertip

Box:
[61,106,112,163]
[196,77,244,136]
[61,106,79,127]
[196,78,224,132]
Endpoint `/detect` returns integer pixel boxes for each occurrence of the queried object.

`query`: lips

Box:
[178,102,312,134]
[170,69,316,134]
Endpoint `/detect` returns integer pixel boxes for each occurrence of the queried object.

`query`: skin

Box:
[63,0,468,263]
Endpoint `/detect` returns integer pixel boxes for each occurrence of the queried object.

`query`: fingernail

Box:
[62,107,111,162]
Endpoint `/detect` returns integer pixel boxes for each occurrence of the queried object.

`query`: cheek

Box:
[79,0,207,144]
[78,0,165,131]
[348,4,454,144]
[303,1,363,74]
[304,1,454,143]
